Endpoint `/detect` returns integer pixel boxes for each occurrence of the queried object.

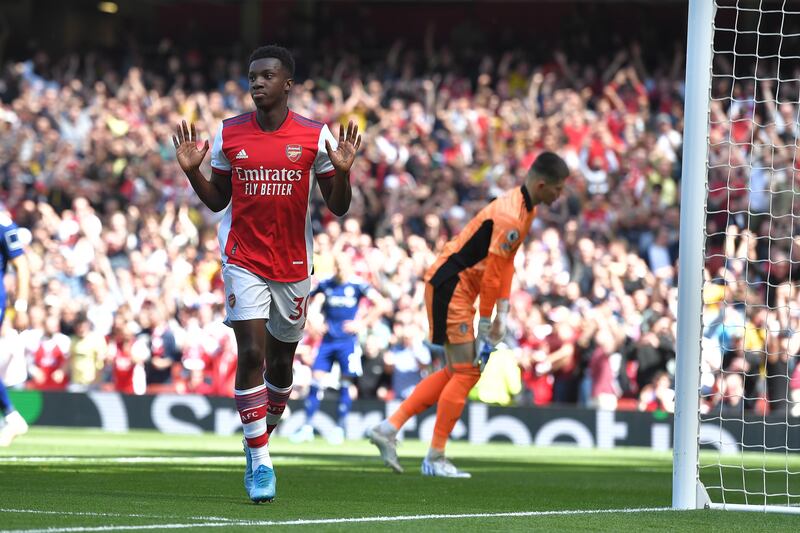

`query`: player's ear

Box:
[285,77,294,93]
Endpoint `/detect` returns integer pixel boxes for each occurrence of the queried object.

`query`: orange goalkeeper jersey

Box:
[425,185,537,317]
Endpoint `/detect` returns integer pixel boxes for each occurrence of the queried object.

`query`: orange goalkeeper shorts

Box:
[425,279,476,346]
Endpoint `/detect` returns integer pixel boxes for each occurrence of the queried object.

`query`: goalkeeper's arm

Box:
[478,253,515,346]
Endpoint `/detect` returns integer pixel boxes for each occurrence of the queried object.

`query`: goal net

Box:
[674,0,800,513]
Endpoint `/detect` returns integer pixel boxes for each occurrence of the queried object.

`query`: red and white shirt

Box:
[31,334,71,390]
[211,110,337,282]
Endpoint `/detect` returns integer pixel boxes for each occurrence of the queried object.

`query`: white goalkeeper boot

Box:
[421,450,471,479]
[366,421,403,473]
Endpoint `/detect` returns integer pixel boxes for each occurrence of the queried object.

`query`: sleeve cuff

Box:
[317,169,336,180]
[211,166,232,176]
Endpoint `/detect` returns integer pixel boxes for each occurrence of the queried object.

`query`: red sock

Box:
[265,380,292,440]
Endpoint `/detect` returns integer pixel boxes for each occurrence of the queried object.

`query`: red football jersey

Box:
[32,334,71,390]
[110,340,136,395]
[211,110,337,282]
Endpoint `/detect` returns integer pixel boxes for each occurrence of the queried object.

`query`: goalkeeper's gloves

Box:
[474,317,493,370]
[477,316,492,342]
[488,316,507,347]
[488,299,509,347]
[474,340,493,372]
[474,299,510,370]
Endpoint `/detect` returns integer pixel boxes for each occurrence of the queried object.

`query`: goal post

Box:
[673,0,715,511]
[673,0,800,513]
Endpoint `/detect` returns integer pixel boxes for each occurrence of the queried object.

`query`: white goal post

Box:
[674,0,800,513]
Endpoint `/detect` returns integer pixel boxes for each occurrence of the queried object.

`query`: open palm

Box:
[173,120,209,173]
[325,120,362,174]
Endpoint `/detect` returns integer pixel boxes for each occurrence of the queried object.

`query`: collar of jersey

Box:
[521,185,533,212]
[252,109,293,134]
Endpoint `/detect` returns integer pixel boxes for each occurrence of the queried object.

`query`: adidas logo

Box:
[235,149,249,160]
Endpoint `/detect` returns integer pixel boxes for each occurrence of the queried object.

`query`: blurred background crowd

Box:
[0,1,798,416]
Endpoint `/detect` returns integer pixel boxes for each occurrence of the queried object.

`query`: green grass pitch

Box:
[0,427,798,532]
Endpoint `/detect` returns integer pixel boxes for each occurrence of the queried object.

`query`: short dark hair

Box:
[248,45,295,77]
[530,152,569,183]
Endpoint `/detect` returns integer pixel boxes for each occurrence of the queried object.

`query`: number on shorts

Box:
[289,296,309,321]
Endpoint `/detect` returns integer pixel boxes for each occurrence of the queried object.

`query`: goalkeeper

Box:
[367,152,569,477]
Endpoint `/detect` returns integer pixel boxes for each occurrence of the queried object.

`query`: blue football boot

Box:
[249,464,276,503]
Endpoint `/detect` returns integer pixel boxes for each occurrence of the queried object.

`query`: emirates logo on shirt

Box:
[234,167,302,196]
[286,144,302,162]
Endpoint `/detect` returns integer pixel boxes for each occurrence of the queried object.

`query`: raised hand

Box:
[325,120,362,175]
[173,120,209,174]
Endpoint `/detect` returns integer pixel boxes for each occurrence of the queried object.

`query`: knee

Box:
[451,364,481,387]
[267,352,294,376]
[238,345,264,370]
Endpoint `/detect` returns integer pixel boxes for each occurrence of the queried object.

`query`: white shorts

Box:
[222,263,311,343]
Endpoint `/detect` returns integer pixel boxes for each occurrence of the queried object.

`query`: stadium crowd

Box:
[0,32,797,416]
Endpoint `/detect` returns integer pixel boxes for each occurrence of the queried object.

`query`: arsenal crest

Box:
[286,144,302,162]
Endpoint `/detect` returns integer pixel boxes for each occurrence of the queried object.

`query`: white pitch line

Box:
[0,456,315,465]
[0,509,234,523]
[0,506,675,533]
[0,456,241,464]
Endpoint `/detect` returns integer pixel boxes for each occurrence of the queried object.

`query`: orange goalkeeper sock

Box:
[388,367,453,430]
[430,363,480,452]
